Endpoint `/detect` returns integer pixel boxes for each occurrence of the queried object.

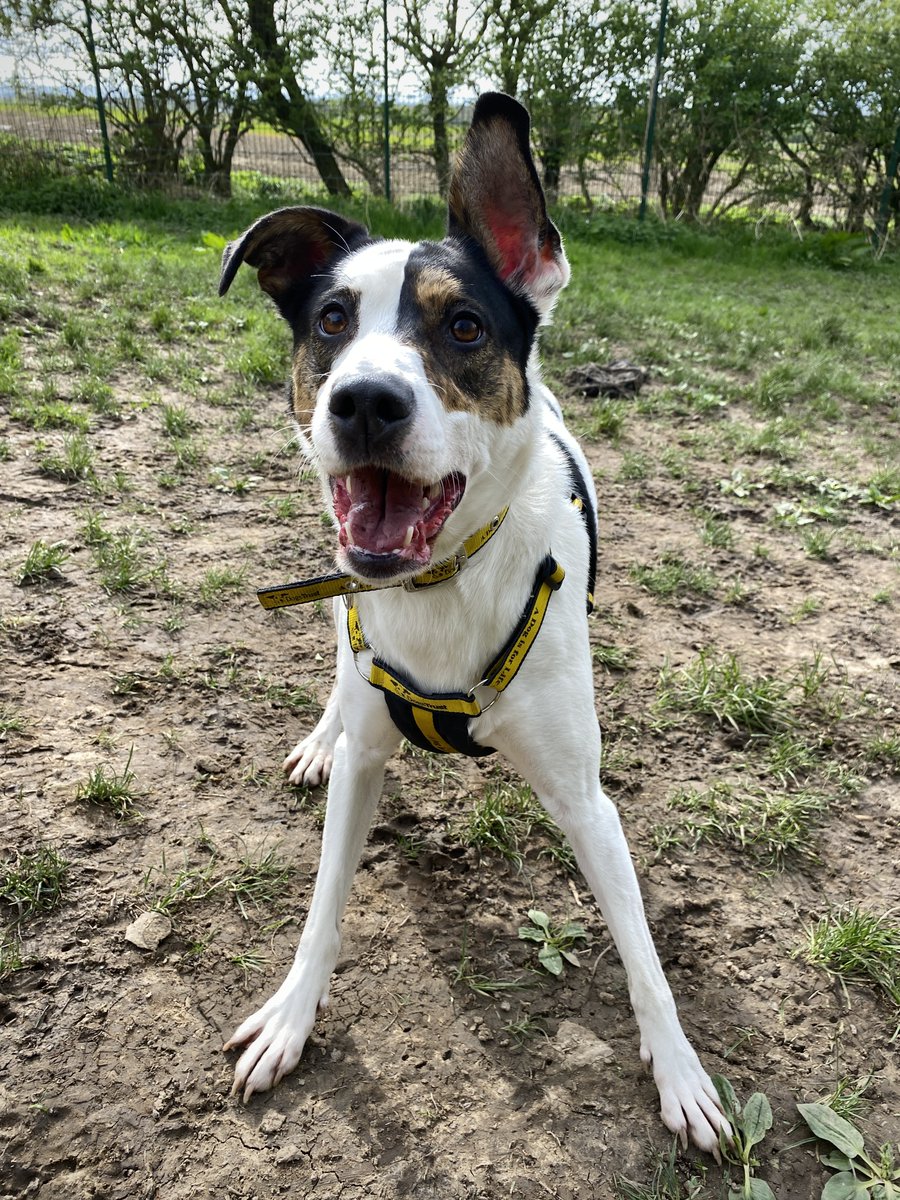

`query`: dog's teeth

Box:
[402,526,415,548]
[421,495,430,510]
[345,475,353,498]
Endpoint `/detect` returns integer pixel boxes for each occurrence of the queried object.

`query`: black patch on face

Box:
[396,239,540,423]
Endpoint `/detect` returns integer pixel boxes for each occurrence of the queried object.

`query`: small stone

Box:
[124,911,173,951]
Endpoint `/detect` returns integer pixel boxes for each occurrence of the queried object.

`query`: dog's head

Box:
[220,93,569,583]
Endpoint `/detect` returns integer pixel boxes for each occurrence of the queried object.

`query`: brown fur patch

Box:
[290,345,318,430]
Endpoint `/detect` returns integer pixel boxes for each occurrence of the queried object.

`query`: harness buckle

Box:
[468,678,500,713]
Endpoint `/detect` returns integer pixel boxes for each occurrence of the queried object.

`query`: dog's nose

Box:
[328,376,415,455]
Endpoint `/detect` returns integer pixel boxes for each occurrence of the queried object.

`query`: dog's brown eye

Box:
[450,313,483,344]
[319,306,348,337]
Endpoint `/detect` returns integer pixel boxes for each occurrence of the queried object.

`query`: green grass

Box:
[456,781,574,871]
[803,907,900,1013]
[74,748,140,819]
[0,846,69,916]
[630,553,717,601]
[657,781,828,868]
[18,539,68,584]
[657,649,794,736]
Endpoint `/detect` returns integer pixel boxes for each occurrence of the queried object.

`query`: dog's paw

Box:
[283,735,335,788]
[224,996,319,1102]
[641,1034,730,1156]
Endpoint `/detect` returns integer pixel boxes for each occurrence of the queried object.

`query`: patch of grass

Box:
[657,781,827,868]
[37,433,95,482]
[11,396,91,431]
[453,936,532,998]
[657,649,793,735]
[803,906,900,1012]
[93,529,156,593]
[699,511,735,549]
[592,643,635,671]
[74,748,140,819]
[0,934,25,977]
[160,402,195,438]
[801,527,837,561]
[198,565,247,608]
[0,705,25,736]
[630,553,716,601]
[0,845,68,917]
[456,781,573,871]
[864,733,900,770]
[18,539,68,584]
[574,398,626,445]
[141,841,293,918]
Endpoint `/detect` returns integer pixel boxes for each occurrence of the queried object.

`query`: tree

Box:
[394,0,489,195]
[610,0,803,220]
[223,0,351,196]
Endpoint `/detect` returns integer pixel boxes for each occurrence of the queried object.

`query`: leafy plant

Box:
[518,909,588,976]
[0,846,69,917]
[75,747,140,819]
[714,1075,776,1200]
[798,1102,900,1199]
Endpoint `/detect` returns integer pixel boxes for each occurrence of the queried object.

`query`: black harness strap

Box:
[547,431,597,614]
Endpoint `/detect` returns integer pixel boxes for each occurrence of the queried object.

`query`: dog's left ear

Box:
[218,206,369,311]
[448,93,569,313]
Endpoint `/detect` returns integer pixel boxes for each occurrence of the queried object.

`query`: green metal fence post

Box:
[874,123,900,251]
[83,0,114,184]
[638,0,669,221]
[382,0,391,203]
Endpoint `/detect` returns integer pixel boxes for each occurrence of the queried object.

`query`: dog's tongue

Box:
[345,468,425,554]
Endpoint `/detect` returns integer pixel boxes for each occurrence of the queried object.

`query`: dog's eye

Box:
[319,306,349,337]
[450,313,483,344]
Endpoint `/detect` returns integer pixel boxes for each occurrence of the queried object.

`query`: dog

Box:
[217,93,728,1153]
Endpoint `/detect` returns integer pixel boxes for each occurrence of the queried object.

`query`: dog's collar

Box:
[256,507,509,611]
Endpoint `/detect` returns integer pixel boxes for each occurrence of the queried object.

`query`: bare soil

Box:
[1,347,898,1198]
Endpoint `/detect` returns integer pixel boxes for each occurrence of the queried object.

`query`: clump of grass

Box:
[0,935,25,977]
[198,565,247,608]
[456,782,573,871]
[160,403,195,438]
[575,398,626,445]
[11,396,91,431]
[657,649,793,735]
[18,539,68,584]
[0,705,26,736]
[37,433,95,482]
[93,529,153,593]
[454,935,532,998]
[592,642,634,671]
[699,511,735,550]
[0,846,69,917]
[630,553,717,601]
[803,906,900,1012]
[142,841,294,918]
[657,781,827,868]
[75,747,140,819]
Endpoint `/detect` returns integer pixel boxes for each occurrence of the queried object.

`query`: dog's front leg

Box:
[497,718,728,1154]
[226,695,400,1101]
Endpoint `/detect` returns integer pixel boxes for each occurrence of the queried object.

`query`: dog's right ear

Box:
[218,207,369,311]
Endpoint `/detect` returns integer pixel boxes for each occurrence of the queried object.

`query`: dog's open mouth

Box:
[331,469,466,576]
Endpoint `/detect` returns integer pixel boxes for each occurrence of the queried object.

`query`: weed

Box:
[80,508,111,547]
[93,530,154,593]
[803,906,900,1012]
[865,733,900,770]
[631,554,716,601]
[820,1074,875,1124]
[657,650,793,736]
[18,539,67,584]
[714,1075,775,1200]
[12,396,91,431]
[575,398,626,445]
[0,846,68,917]
[798,1102,900,1197]
[221,847,295,920]
[518,909,588,976]
[790,596,821,624]
[618,452,652,481]
[74,747,140,819]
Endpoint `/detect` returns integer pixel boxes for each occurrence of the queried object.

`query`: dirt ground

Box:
[1,287,899,1198]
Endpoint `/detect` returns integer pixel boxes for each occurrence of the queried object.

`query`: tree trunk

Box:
[247,0,350,196]
[430,77,451,196]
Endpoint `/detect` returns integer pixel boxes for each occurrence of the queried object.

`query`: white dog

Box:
[218,93,728,1153]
